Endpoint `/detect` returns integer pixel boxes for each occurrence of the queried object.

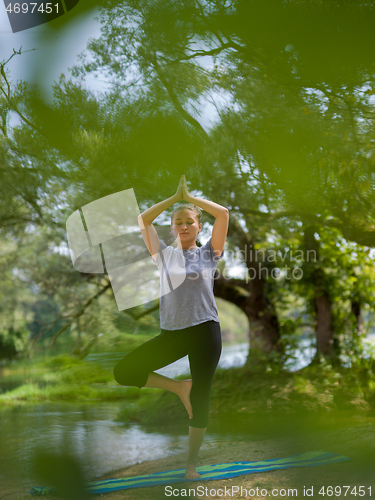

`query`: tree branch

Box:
[125,300,160,321]
[173,41,236,63]
[46,282,111,348]
[0,48,42,136]
[152,58,208,137]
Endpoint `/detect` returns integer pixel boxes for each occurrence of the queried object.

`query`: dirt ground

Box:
[4,419,375,500]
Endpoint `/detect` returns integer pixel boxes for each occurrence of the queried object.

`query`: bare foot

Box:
[178,379,193,419]
[185,463,200,479]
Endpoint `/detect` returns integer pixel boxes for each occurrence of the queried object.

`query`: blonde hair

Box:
[171,203,202,224]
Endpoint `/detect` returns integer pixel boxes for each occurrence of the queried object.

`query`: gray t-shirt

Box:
[154,238,224,330]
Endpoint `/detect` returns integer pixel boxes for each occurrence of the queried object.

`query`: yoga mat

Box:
[30,451,350,496]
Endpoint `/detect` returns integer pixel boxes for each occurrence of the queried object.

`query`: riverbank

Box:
[2,355,375,500]
[3,411,375,500]
[116,358,375,429]
[2,351,375,416]
[0,333,155,404]
[87,418,375,500]
[0,355,129,404]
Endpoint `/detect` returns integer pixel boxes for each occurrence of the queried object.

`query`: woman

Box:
[113,175,229,479]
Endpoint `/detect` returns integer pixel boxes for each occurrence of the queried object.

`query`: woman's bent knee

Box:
[113,359,146,388]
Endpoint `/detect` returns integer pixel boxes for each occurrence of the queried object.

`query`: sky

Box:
[0,2,222,129]
[0,3,103,99]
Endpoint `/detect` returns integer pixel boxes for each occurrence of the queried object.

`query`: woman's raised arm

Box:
[181,176,229,257]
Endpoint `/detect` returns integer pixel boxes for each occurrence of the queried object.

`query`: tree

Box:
[56,0,375,361]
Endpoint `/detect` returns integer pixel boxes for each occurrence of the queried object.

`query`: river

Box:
[0,341,318,495]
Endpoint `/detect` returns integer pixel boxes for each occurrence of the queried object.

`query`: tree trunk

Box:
[351,295,363,336]
[303,226,335,359]
[247,274,281,356]
[314,280,334,357]
[213,217,281,359]
[214,274,280,356]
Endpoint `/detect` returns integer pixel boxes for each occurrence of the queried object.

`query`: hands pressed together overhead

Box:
[175,175,191,202]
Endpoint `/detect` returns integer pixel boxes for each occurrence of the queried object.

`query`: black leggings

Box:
[113,320,222,428]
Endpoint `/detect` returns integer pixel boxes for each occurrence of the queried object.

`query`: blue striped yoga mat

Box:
[30,451,350,496]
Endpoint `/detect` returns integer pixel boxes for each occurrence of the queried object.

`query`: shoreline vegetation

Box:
[1,340,375,417]
[4,413,375,500]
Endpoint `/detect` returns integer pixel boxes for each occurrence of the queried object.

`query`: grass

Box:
[0,354,139,405]
[115,357,375,429]
[2,347,375,423]
[0,332,158,404]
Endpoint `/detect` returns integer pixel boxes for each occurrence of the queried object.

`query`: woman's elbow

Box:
[138,214,149,228]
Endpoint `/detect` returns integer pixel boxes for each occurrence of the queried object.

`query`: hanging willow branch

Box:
[0,48,41,135]
[46,282,112,348]
[125,300,160,321]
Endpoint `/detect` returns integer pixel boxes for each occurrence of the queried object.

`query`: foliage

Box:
[117,352,375,429]
[0,353,140,404]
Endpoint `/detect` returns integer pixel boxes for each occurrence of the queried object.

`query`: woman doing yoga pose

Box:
[113,175,229,479]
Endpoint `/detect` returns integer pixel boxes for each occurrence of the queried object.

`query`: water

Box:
[0,402,191,493]
[1,401,374,496]
[0,343,254,495]
[0,401,253,495]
